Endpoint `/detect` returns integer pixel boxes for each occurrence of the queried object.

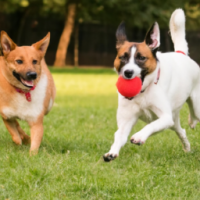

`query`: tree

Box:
[54,2,76,67]
[0,0,199,66]
[51,0,200,67]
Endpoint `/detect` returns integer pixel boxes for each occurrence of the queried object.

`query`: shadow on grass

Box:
[49,67,116,75]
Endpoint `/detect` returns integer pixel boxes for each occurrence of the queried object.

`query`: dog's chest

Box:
[132,94,157,122]
[2,74,48,122]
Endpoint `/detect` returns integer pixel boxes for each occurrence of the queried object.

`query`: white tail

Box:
[169,8,188,55]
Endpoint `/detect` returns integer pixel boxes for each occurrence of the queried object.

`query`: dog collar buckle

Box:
[15,86,36,102]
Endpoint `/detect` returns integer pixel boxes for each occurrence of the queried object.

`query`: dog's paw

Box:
[103,153,118,162]
[130,133,146,145]
[29,149,39,156]
[130,138,143,145]
[12,135,22,145]
[183,146,191,152]
[188,114,197,129]
[21,135,31,145]
[182,140,191,152]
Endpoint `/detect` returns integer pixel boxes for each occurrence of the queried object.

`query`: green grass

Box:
[1,68,200,199]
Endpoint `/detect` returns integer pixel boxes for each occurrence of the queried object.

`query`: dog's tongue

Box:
[20,78,34,87]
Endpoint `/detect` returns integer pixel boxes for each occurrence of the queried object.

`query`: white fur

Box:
[104,9,199,160]
[120,47,142,79]
[170,8,188,55]
[149,22,160,49]
[2,72,48,122]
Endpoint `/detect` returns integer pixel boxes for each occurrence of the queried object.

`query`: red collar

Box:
[154,51,185,85]
[154,67,160,85]
[138,51,185,97]
[15,86,36,102]
[176,50,186,55]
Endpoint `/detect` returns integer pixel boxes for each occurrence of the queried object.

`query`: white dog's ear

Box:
[145,22,160,50]
[116,22,127,50]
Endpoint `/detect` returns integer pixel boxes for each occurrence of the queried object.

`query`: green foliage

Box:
[1,68,200,199]
[0,0,200,30]
[42,0,67,16]
[0,0,27,13]
[74,0,200,29]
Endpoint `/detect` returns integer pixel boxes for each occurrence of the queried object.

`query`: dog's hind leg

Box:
[187,97,198,129]
[187,79,200,128]
[171,111,190,152]
[3,118,22,145]
[15,121,30,145]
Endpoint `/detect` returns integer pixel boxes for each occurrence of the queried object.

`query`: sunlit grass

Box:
[0,68,200,199]
[54,72,117,96]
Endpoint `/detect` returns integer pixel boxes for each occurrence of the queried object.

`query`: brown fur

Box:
[135,42,157,73]
[114,41,135,72]
[0,31,56,154]
[114,40,157,74]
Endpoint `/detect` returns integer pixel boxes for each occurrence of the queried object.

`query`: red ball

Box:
[116,76,142,98]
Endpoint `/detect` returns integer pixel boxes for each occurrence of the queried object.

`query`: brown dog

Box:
[0,31,56,154]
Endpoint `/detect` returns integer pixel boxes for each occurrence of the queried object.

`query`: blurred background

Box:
[0,0,200,67]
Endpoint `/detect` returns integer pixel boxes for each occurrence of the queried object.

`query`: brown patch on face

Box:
[114,41,135,72]
[135,42,157,74]
[0,31,50,91]
[2,46,42,90]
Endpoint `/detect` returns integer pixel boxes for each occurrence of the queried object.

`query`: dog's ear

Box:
[32,32,50,56]
[116,22,127,50]
[1,31,17,56]
[145,22,160,51]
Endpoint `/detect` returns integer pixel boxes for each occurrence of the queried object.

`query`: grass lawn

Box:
[1,68,200,199]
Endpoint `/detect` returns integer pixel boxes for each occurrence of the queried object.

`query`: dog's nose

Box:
[26,72,37,80]
[124,70,134,78]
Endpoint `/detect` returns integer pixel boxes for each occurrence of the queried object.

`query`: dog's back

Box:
[157,9,199,110]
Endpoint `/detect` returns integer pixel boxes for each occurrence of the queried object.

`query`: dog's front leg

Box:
[130,87,175,145]
[3,118,22,145]
[103,102,139,162]
[29,118,44,155]
[130,114,174,145]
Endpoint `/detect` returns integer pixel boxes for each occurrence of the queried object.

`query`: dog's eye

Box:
[119,53,129,63]
[32,60,37,65]
[119,55,125,60]
[139,56,146,61]
[136,55,146,61]
[16,60,23,64]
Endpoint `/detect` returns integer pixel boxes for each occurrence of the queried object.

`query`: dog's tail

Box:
[169,8,188,55]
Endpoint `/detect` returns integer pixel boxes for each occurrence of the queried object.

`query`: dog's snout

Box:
[124,70,134,79]
[26,72,37,80]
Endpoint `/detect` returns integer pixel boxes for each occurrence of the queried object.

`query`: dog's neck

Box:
[141,63,160,92]
[15,86,36,102]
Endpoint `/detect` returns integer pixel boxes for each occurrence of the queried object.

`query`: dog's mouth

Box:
[13,71,34,88]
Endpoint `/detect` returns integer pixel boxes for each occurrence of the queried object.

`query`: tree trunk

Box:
[74,24,79,67]
[54,3,76,67]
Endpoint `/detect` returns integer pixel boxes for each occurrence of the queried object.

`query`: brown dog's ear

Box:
[32,32,50,56]
[116,22,127,50]
[1,31,17,55]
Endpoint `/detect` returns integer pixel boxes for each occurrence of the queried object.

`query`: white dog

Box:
[103,9,200,162]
